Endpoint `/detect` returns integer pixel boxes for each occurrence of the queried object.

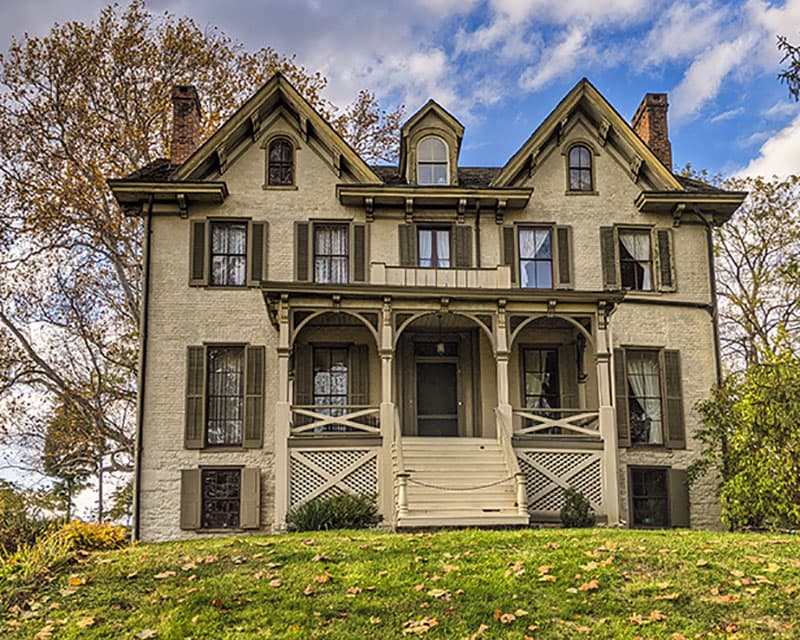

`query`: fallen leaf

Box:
[269,579,282,587]
[77,616,96,628]
[514,609,529,617]
[545,542,560,549]
[303,584,315,596]
[506,561,525,577]
[427,588,449,599]
[154,571,176,579]
[370,616,382,625]
[402,616,438,635]
[67,575,87,587]
[655,592,680,601]
[314,571,332,583]
[538,574,556,582]
[696,559,709,567]
[414,583,426,591]
[579,579,599,592]
[181,562,197,571]
[34,625,54,640]
[135,631,158,640]
[730,569,745,578]
[462,623,489,639]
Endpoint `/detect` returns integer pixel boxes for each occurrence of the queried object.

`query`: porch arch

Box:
[508,314,595,352]
[394,310,495,350]
[292,309,380,350]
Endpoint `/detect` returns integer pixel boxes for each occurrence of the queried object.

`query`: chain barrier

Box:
[406,474,517,492]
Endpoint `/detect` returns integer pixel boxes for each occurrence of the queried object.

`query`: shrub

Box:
[59,521,129,551]
[559,488,596,528]
[0,481,54,554]
[286,493,380,532]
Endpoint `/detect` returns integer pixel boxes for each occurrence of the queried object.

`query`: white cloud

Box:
[490,0,647,25]
[642,1,725,64]
[671,35,756,119]
[738,113,800,177]
[709,107,744,123]
[763,100,799,119]
[518,27,589,91]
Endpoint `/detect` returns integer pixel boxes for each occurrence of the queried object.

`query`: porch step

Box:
[397,437,528,528]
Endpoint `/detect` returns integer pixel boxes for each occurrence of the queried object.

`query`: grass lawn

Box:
[3,528,800,639]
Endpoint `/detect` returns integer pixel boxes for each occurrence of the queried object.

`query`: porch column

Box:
[494,300,513,436]
[378,297,395,524]
[596,307,620,525]
[273,294,291,532]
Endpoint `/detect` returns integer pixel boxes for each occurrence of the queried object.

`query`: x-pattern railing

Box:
[290,405,380,434]
[514,408,600,438]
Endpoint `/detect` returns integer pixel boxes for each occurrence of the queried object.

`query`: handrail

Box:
[514,407,601,438]
[496,406,522,476]
[290,405,380,434]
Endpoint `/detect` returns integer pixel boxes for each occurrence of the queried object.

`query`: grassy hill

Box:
[2,528,800,639]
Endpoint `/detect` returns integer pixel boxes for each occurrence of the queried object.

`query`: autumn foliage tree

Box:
[778,34,800,101]
[0,1,402,504]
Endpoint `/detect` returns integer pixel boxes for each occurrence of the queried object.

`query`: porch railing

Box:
[514,408,601,438]
[371,263,512,289]
[290,405,380,434]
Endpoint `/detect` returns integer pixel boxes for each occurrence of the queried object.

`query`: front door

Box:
[416,359,459,436]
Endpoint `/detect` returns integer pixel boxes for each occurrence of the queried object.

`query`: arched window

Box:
[568,144,593,191]
[417,137,449,184]
[268,138,293,186]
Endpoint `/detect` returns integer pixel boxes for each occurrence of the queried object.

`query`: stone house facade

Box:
[110,76,746,542]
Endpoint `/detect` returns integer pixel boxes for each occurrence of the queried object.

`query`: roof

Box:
[674,175,728,194]
[370,165,501,188]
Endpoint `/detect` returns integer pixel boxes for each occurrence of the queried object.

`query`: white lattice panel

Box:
[290,448,378,507]
[516,449,603,516]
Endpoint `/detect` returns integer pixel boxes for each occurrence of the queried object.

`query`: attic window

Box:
[417,137,448,185]
[568,144,593,191]
[268,138,293,186]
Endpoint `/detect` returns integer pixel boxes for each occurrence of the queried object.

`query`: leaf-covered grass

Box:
[3,528,800,638]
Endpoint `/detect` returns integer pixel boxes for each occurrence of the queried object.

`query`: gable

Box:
[492,78,684,192]
[399,100,464,186]
[174,74,380,185]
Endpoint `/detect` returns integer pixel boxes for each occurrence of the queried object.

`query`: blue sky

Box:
[1,1,799,174]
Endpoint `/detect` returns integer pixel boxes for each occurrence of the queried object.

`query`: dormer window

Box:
[417,137,449,185]
[568,144,593,191]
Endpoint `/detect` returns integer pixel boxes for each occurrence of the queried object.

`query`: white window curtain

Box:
[314,225,348,283]
[619,232,652,290]
[519,228,551,288]
[626,354,663,444]
[436,231,450,267]
[418,230,433,267]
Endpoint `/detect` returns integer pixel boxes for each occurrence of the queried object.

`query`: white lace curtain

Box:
[314,225,348,283]
[627,353,662,444]
[619,232,652,290]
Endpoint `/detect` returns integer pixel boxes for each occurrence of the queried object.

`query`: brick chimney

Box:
[631,93,672,171]
[170,85,201,165]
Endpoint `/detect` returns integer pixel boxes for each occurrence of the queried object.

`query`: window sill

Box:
[564,190,599,196]
[622,289,662,298]
[262,184,298,191]
[196,528,246,534]
[199,446,246,452]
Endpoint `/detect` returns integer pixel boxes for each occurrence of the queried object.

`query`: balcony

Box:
[370,263,512,289]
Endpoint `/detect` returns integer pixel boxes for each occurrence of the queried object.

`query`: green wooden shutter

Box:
[656,228,676,292]
[248,221,268,285]
[554,225,574,289]
[352,223,367,282]
[185,346,205,449]
[502,226,516,284]
[179,469,201,530]
[294,343,313,405]
[348,344,370,406]
[613,348,631,447]
[189,220,207,286]
[243,346,265,448]
[668,468,690,528]
[662,350,686,448]
[453,225,473,268]
[239,468,261,529]
[295,222,310,281]
[398,223,417,267]
[600,226,618,290]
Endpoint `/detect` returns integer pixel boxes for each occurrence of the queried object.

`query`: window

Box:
[417,137,448,184]
[625,350,663,445]
[418,228,451,268]
[519,228,553,288]
[268,138,293,186]
[206,346,244,446]
[313,346,349,432]
[522,348,560,410]
[618,229,653,291]
[568,144,593,191]
[201,468,241,529]
[314,224,349,283]
[629,467,668,527]
[210,222,247,286]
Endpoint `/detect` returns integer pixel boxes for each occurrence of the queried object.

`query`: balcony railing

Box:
[371,263,512,289]
[290,405,380,435]
[514,408,600,438]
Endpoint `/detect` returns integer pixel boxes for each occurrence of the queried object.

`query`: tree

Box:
[778,34,800,101]
[0,1,402,502]
[693,345,800,530]
[713,176,800,369]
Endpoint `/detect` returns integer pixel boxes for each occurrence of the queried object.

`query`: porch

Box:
[265,287,623,530]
